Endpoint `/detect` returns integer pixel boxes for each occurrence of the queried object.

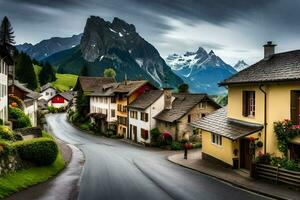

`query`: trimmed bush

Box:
[8,107,32,129]
[171,141,182,150]
[9,95,25,110]
[0,125,14,141]
[0,140,15,156]
[13,138,58,166]
[150,128,161,143]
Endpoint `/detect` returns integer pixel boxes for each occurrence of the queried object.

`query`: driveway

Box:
[46,113,271,200]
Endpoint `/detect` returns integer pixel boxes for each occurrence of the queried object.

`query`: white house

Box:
[89,83,118,131]
[39,83,57,101]
[0,50,12,124]
[127,90,165,143]
[48,92,74,109]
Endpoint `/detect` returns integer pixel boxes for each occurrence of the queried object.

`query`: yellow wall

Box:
[228,82,300,156]
[202,130,234,165]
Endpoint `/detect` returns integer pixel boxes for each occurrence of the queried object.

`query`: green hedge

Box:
[0,140,15,157]
[13,138,58,166]
[8,107,32,129]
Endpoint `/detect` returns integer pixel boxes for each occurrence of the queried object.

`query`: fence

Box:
[256,163,300,186]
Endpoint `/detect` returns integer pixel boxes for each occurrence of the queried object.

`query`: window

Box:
[111,109,115,117]
[122,106,127,113]
[46,92,49,96]
[211,133,222,146]
[243,91,255,117]
[111,97,116,103]
[141,128,149,140]
[130,111,138,119]
[141,112,148,122]
[118,116,127,126]
[117,104,122,111]
[188,114,191,123]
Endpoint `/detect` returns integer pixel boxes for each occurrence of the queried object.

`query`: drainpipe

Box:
[259,84,267,154]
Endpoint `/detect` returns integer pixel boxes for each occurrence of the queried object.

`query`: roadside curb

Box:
[167,154,286,200]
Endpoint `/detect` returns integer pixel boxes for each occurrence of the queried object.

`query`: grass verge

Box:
[0,147,65,199]
[52,73,78,92]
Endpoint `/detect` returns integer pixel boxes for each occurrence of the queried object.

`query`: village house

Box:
[39,83,57,101]
[8,80,40,126]
[127,90,164,143]
[114,80,156,136]
[191,42,300,169]
[88,82,119,133]
[154,92,220,142]
[47,91,74,109]
[0,49,13,124]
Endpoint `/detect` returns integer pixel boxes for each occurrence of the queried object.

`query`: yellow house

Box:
[191,42,300,169]
[114,80,156,136]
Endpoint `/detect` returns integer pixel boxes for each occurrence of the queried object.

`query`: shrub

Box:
[162,132,173,145]
[280,159,300,171]
[192,142,202,149]
[14,138,58,166]
[13,133,23,141]
[9,95,25,110]
[256,152,271,164]
[150,128,161,142]
[0,125,14,141]
[171,141,182,150]
[0,140,15,156]
[48,106,57,113]
[9,107,32,129]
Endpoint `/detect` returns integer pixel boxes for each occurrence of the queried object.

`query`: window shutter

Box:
[291,91,298,124]
[242,91,248,116]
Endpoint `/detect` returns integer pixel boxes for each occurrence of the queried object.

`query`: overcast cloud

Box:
[0,0,299,65]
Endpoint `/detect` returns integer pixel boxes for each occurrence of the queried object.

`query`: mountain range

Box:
[166,48,237,94]
[15,16,249,94]
[16,34,82,60]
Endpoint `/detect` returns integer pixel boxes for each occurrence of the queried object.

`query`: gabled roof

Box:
[49,92,74,102]
[74,76,116,93]
[9,80,40,100]
[40,83,56,92]
[113,80,150,96]
[190,107,263,140]
[220,50,300,86]
[154,93,220,123]
[88,83,120,97]
[127,90,164,110]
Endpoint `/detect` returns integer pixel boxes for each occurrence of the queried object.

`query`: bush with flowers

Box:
[274,119,300,157]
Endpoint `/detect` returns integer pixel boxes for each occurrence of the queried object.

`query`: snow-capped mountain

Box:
[166,47,237,94]
[233,60,249,71]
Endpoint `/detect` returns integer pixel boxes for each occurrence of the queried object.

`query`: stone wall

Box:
[0,155,23,176]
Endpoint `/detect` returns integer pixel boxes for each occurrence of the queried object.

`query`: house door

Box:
[289,143,300,162]
[133,126,137,143]
[291,91,300,125]
[240,139,252,170]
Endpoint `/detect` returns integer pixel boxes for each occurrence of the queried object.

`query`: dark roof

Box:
[220,50,300,86]
[9,80,40,100]
[127,90,164,110]
[190,107,263,140]
[154,93,219,123]
[113,80,149,96]
[88,83,120,97]
[40,83,56,92]
[75,77,116,93]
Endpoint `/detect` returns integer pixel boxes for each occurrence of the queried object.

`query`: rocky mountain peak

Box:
[233,60,249,71]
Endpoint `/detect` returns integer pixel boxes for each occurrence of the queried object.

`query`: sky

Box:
[0,0,299,65]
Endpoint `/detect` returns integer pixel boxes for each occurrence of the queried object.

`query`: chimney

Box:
[263,41,276,59]
[163,88,172,110]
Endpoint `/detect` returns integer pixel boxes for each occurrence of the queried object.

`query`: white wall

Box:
[128,95,165,143]
[90,96,117,122]
[39,88,57,101]
[25,100,38,126]
[0,60,8,123]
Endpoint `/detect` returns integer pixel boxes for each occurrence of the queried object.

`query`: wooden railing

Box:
[256,163,300,186]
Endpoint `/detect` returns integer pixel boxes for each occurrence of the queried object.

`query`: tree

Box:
[0,16,15,53]
[76,89,89,117]
[80,65,88,76]
[15,53,38,90]
[39,61,56,86]
[178,83,189,93]
[104,68,116,79]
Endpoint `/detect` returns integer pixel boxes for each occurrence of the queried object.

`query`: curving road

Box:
[46,114,270,200]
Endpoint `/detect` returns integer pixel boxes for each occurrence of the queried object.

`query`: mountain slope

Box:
[233,60,249,71]
[166,47,236,94]
[16,34,82,61]
[43,16,183,88]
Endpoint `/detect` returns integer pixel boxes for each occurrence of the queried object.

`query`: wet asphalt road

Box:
[46,114,270,200]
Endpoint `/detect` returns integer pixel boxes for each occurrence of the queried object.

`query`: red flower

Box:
[292,125,300,129]
[248,137,256,142]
